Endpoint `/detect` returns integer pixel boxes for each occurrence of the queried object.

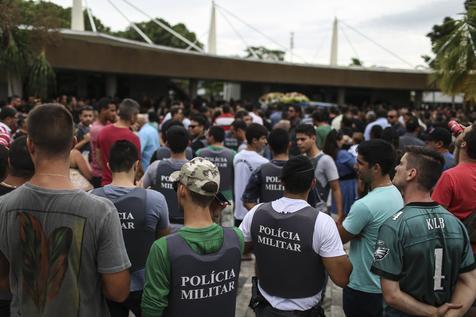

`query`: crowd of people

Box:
[0,93,475,317]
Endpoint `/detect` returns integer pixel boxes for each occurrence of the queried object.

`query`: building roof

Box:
[45,29,433,90]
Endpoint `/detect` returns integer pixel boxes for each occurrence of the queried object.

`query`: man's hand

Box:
[435,303,462,316]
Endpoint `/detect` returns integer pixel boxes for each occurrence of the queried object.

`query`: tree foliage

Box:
[245,46,285,61]
[115,19,203,50]
[427,1,476,102]
[349,57,363,66]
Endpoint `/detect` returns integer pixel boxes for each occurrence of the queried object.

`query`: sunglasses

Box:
[173,181,179,192]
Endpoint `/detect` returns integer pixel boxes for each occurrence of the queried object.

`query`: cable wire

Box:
[106,0,153,45]
[340,20,414,68]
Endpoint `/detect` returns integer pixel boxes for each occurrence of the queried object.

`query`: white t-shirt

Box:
[250,112,264,125]
[239,197,346,310]
[233,150,268,220]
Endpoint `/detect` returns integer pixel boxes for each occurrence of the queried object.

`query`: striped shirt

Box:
[0,122,12,148]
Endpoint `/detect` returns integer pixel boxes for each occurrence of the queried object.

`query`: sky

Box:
[49,0,465,69]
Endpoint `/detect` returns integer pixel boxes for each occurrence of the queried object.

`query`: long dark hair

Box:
[323,129,342,161]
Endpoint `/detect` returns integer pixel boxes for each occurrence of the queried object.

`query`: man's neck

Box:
[114,120,130,129]
[283,191,308,201]
[98,116,108,125]
[29,160,75,190]
[272,153,289,161]
[370,175,392,190]
[458,151,476,164]
[402,184,433,204]
[110,172,135,188]
[308,146,320,158]
[246,144,260,153]
[209,142,224,148]
[183,205,214,228]
[2,175,29,187]
[170,152,187,160]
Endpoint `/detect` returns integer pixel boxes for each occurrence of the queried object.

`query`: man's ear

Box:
[407,168,417,182]
[133,160,140,172]
[26,136,35,156]
[178,183,187,200]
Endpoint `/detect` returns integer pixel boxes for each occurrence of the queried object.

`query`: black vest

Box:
[92,187,153,273]
[259,162,285,203]
[250,202,325,298]
[308,154,330,209]
[153,159,185,222]
[165,228,242,317]
[197,147,234,193]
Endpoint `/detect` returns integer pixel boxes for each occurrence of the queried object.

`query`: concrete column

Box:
[105,74,117,97]
[189,79,198,100]
[223,82,241,101]
[77,74,87,98]
[7,72,23,98]
[72,0,85,31]
[414,90,422,108]
[337,87,346,106]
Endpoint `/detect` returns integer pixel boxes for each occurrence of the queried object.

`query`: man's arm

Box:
[74,132,90,151]
[337,223,356,244]
[0,252,9,291]
[102,270,130,302]
[142,240,170,317]
[338,200,370,244]
[381,278,461,317]
[444,269,476,316]
[242,168,262,211]
[322,255,352,288]
[329,180,344,224]
[96,147,103,169]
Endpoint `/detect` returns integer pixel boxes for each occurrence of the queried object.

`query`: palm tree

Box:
[431,2,476,103]
[0,0,60,100]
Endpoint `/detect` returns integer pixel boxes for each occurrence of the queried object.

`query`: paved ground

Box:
[235,258,345,317]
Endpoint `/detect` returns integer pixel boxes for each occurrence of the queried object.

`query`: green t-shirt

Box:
[371,202,476,317]
[141,224,244,317]
[315,125,332,150]
[343,185,404,293]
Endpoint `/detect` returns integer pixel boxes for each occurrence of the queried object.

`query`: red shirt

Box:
[97,125,141,185]
[432,162,476,220]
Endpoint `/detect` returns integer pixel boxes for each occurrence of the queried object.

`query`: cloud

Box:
[361,0,465,31]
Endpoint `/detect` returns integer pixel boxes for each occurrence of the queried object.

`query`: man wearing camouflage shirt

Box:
[371,146,476,317]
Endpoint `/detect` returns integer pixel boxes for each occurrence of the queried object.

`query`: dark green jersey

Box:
[371,202,476,317]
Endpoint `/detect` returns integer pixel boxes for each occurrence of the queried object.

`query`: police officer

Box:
[92,140,170,317]
[242,128,290,210]
[197,126,235,226]
[142,125,189,230]
[142,157,244,317]
[371,146,476,317]
[239,155,352,317]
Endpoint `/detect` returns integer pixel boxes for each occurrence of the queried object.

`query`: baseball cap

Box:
[169,157,220,197]
[427,127,452,147]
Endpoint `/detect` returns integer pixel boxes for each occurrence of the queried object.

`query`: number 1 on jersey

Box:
[433,248,445,291]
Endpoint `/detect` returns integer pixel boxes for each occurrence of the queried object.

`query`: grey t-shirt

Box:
[0,183,131,317]
[314,153,339,188]
[142,158,189,189]
[91,185,169,291]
